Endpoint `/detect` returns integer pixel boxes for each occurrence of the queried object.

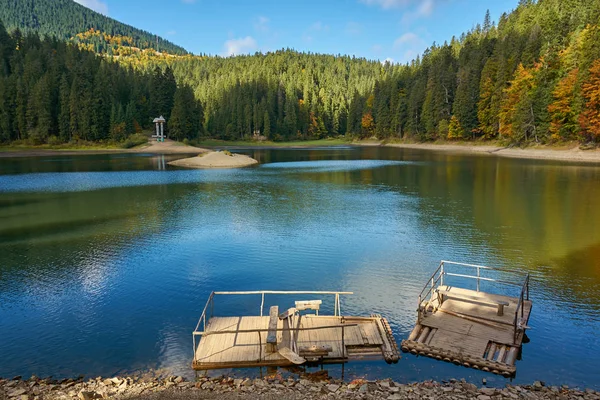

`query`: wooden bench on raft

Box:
[295,300,322,315]
[440,292,510,316]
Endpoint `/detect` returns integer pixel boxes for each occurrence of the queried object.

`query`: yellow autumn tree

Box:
[447,116,463,140]
[548,68,579,141]
[498,63,539,142]
[579,59,600,140]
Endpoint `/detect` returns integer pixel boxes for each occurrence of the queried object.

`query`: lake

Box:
[0,147,599,389]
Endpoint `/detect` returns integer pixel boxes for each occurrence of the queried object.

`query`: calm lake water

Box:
[0,147,599,389]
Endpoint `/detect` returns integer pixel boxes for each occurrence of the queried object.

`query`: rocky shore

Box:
[1,373,598,400]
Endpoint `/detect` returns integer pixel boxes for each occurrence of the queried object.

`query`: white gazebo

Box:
[152,116,166,142]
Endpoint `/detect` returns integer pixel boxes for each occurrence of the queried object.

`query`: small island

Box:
[168,151,258,169]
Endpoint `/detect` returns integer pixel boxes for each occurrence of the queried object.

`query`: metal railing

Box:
[513,273,530,343]
[416,261,530,344]
[192,290,353,362]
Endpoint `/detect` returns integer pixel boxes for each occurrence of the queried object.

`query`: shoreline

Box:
[2,139,600,164]
[1,374,597,400]
[0,139,209,158]
[381,141,600,164]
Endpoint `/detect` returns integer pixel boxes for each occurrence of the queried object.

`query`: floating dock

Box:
[401,261,532,377]
[192,291,400,370]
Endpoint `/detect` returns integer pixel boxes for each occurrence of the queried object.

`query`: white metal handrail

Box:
[192,290,353,360]
[417,261,528,324]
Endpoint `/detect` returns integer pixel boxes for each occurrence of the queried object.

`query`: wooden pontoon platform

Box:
[192,291,400,370]
[401,261,532,377]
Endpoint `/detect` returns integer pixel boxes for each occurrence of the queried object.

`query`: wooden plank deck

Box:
[193,314,399,370]
[401,285,532,377]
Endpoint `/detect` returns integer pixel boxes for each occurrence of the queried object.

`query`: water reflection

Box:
[0,148,599,389]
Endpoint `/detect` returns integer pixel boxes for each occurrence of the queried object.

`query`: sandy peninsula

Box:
[168,151,258,169]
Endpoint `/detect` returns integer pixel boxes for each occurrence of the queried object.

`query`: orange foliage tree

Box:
[498,63,539,142]
[548,68,580,140]
[579,60,600,140]
[361,112,375,137]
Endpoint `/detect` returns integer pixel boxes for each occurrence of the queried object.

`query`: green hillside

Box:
[0,0,187,55]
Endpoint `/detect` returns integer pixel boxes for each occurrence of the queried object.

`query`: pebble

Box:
[0,374,598,400]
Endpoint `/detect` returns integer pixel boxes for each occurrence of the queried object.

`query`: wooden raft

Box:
[401,261,532,377]
[192,291,400,370]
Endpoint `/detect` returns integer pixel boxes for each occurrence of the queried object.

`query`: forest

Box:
[0,0,600,145]
[0,21,202,145]
[0,0,186,55]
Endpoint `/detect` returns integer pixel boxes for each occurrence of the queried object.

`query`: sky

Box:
[74,0,520,63]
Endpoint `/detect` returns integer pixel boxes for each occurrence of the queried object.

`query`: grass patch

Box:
[120,134,149,149]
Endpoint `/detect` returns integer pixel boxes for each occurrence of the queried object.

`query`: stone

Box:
[533,381,544,390]
[20,395,29,400]
[387,395,403,400]
[110,378,121,386]
[174,376,184,384]
[242,378,252,387]
[78,391,102,400]
[326,384,340,393]
[233,379,243,386]
[359,384,369,393]
[348,384,358,390]
[476,395,491,400]
[482,378,487,385]
[480,388,495,395]
[8,388,27,398]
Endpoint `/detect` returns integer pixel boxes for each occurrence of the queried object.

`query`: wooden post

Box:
[506,347,518,366]
[258,331,262,361]
[417,327,431,343]
[440,262,444,286]
[497,345,507,363]
[407,324,422,341]
[341,324,345,358]
[486,343,496,361]
[477,267,480,292]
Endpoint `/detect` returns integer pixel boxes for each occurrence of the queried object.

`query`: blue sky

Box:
[75,0,519,63]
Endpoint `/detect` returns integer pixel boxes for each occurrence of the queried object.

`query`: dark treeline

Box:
[0,21,202,145]
[129,0,600,144]
[0,0,187,55]
[2,0,600,145]
[136,52,386,141]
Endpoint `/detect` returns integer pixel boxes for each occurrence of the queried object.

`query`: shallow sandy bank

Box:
[168,151,258,169]
[382,142,600,163]
[133,139,209,155]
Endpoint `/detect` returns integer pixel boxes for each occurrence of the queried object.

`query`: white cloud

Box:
[254,16,270,33]
[361,0,442,22]
[418,0,435,16]
[381,57,395,64]
[303,21,330,43]
[345,22,362,36]
[393,32,420,48]
[166,30,176,36]
[360,0,410,9]
[74,0,108,15]
[392,32,427,63]
[223,36,258,56]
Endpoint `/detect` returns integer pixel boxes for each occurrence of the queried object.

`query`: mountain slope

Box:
[0,0,187,55]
